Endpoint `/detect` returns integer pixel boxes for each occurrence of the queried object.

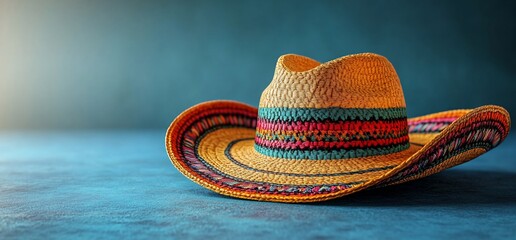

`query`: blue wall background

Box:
[1,0,515,129]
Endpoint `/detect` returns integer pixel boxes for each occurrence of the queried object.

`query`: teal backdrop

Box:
[1,0,515,129]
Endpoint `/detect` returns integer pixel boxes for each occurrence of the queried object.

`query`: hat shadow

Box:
[315,169,516,207]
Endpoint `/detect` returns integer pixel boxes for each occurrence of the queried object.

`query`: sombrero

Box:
[165,53,511,203]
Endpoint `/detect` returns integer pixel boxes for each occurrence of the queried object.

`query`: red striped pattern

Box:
[255,117,409,151]
[257,118,408,132]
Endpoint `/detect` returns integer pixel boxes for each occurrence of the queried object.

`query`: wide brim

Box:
[165,100,510,203]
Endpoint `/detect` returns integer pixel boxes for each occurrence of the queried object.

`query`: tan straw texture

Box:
[259,53,406,108]
[165,53,511,203]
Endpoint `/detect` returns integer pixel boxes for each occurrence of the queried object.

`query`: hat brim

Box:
[165,100,510,203]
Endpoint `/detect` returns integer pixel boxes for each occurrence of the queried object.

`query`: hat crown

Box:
[255,53,410,160]
[260,53,406,109]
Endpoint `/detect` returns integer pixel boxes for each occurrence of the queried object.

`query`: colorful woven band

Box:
[255,107,410,159]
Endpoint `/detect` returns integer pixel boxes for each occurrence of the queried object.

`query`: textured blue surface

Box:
[1,131,515,239]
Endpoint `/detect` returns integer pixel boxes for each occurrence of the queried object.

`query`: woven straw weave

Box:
[260,53,405,108]
[165,53,511,203]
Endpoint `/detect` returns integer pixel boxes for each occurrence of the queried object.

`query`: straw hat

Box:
[165,53,511,203]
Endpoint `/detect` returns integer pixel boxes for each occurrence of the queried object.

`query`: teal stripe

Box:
[254,143,410,160]
[258,107,407,122]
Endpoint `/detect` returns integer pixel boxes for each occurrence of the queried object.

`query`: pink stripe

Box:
[408,117,458,125]
[257,119,408,132]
